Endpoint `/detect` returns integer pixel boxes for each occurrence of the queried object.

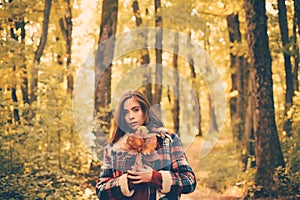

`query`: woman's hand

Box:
[127,166,153,184]
[152,127,170,133]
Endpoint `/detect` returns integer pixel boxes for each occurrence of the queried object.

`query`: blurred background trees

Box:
[0,0,299,199]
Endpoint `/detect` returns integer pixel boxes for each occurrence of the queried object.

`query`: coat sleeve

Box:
[158,134,196,195]
[95,146,134,200]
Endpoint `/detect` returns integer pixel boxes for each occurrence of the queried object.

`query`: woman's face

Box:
[123,97,145,131]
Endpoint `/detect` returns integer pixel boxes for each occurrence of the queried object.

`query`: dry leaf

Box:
[124,126,157,154]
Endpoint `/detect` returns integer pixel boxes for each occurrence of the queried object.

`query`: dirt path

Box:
[181,137,221,199]
[181,137,244,200]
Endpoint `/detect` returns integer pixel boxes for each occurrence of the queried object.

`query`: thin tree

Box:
[59,0,73,97]
[226,13,254,169]
[188,31,202,137]
[293,0,300,92]
[227,13,247,141]
[278,0,294,136]
[9,15,27,123]
[32,0,52,104]
[5,4,22,177]
[3,1,30,123]
[243,69,256,170]
[58,0,74,151]
[203,27,218,134]
[244,0,285,195]
[172,32,180,136]
[132,0,152,102]
[18,19,30,106]
[11,66,20,123]
[153,0,163,113]
[94,0,118,158]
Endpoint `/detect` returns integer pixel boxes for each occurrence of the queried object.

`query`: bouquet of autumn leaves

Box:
[123,126,158,172]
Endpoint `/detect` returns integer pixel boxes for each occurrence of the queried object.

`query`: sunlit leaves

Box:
[0,0,43,20]
[0,1,94,199]
[0,0,299,198]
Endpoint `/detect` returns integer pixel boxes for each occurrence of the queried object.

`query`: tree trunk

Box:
[204,30,218,134]
[153,0,162,113]
[12,66,20,123]
[59,0,73,97]
[58,129,62,169]
[227,13,252,169]
[244,0,285,195]
[188,31,202,137]
[9,18,21,123]
[18,19,30,106]
[172,32,180,136]
[278,0,294,136]
[132,0,142,26]
[208,95,218,134]
[293,0,300,92]
[94,0,118,158]
[55,37,64,75]
[132,0,152,103]
[242,69,256,170]
[32,0,52,104]
[21,62,30,105]
[227,13,246,141]
[6,1,29,128]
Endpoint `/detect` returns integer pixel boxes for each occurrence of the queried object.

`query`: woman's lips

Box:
[129,122,139,128]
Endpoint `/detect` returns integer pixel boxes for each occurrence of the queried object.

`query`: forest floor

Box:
[181,136,245,200]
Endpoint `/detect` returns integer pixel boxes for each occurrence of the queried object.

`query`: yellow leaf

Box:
[282,131,286,136]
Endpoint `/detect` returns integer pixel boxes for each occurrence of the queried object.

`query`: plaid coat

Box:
[96,132,196,200]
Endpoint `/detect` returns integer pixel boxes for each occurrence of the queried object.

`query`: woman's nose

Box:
[129,112,134,119]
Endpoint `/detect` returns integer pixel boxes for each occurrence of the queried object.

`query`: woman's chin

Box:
[129,126,138,132]
[132,127,143,133]
[132,128,139,132]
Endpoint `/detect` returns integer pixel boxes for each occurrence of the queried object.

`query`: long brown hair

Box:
[111,90,163,143]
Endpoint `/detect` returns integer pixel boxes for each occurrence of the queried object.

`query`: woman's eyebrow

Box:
[123,106,139,111]
[130,105,141,110]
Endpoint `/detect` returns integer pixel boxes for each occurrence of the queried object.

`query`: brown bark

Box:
[153,0,162,113]
[278,0,294,136]
[34,0,52,64]
[243,69,256,170]
[18,19,30,123]
[172,32,180,136]
[188,31,202,137]
[21,63,30,105]
[59,0,73,97]
[203,29,218,135]
[11,18,30,105]
[12,69,20,123]
[132,0,152,103]
[132,0,142,26]
[94,0,118,159]
[55,37,63,67]
[244,0,285,194]
[208,95,218,134]
[293,0,300,92]
[32,0,52,104]
[9,18,21,123]
[227,13,242,140]
[7,0,29,123]
[58,129,62,169]
[227,13,252,169]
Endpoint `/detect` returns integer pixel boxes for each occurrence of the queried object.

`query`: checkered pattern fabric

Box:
[96,133,196,200]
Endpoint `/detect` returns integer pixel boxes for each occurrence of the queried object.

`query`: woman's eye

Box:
[133,108,140,112]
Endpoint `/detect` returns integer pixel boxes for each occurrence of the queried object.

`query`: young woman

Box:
[96,90,196,200]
